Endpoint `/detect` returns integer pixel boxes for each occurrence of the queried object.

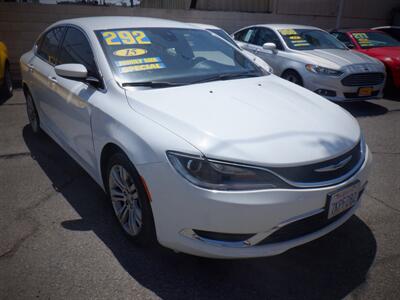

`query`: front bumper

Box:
[138,146,372,259]
[301,71,385,102]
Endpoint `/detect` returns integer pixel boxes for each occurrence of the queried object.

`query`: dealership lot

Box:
[0,89,399,299]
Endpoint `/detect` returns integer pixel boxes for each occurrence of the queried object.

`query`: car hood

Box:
[361,47,400,62]
[125,76,360,167]
[295,48,381,70]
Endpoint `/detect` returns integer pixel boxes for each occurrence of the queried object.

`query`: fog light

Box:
[315,89,336,97]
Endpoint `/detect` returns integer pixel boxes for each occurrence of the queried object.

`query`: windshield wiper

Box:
[122,81,184,88]
[191,71,261,84]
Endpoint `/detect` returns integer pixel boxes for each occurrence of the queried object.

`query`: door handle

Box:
[48,76,58,85]
[28,64,35,72]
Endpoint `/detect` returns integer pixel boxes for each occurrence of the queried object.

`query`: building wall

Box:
[0,2,396,80]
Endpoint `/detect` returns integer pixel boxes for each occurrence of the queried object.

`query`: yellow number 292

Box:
[102,32,121,45]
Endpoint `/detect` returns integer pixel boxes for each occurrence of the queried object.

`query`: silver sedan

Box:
[233,24,386,101]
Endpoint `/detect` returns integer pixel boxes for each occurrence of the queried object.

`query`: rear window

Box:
[37,27,65,64]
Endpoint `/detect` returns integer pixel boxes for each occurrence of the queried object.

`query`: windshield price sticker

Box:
[116,57,162,67]
[102,30,151,46]
[352,33,374,47]
[290,39,310,47]
[279,29,298,36]
[120,62,166,73]
[113,48,148,57]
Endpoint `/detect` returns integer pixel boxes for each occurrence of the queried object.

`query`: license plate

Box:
[327,182,361,219]
[358,87,373,97]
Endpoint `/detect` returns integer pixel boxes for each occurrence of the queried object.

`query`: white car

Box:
[190,23,273,73]
[233,24,386,101]
[20,17,372,259]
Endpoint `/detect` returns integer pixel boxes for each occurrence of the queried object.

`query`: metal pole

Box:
[336,0,345,29]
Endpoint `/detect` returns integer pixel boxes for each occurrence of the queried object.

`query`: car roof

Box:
[52,16,197,31]
[257,24,321,31]
[332,28,381,33]
[372,26,400,29]
[189,23,221,30]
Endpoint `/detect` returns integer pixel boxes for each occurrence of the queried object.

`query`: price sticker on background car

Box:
[279,29,298,36]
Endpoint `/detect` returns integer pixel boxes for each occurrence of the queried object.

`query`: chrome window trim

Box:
[62,24,107,93]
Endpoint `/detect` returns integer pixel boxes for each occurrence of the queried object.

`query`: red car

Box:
[331,29,400,89]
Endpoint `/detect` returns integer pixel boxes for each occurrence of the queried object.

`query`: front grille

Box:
[258,207,356,245]
[341,72,385,86]
[268,141,363,186]
[344,91,379,99]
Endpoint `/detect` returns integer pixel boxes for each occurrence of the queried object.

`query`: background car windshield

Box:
[95,28,261,85]
[208,29,239,48]
[278,28,347,50]
[351,32,400,48]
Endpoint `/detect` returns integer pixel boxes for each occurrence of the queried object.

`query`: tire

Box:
[1,64,13,98]
[25,91,42,134]
[106,152,156,245]
[282,70,303,86]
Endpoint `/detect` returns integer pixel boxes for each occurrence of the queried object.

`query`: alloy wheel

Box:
[108,165,143,236]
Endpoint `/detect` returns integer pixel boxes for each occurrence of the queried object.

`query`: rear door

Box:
[29,27,66,130]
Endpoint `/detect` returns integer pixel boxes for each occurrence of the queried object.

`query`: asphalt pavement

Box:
[0,89,399,300]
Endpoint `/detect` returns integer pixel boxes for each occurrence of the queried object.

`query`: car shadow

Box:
[384,90,400,102]
[0,91,12,105]
[22,125,377,300]
[339,101,388,117]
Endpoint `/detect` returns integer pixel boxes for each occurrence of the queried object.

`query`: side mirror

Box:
[346,43,355,49]
[55,63,87,79]
[262,42,277,53]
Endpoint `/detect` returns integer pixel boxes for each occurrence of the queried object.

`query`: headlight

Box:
[167,151,290,190]
[305,64,343,76]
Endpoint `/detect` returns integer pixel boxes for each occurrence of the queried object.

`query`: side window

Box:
[234,29,248,42]
[243,28,257,44]
[332,32,355,48]
[254,28,284,50]
[58,27,97,76]
[234,28,256,44]
[36,27,65,65]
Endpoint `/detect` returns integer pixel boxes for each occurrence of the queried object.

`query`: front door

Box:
[46,27,102,171]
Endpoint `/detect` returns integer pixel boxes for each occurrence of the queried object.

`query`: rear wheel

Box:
[25,92,41,134]
[106,152,156,245]
[282,70,303,86]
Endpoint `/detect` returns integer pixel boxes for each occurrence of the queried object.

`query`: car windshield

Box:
[208,28,239,49]
[95,27,263,86]
[351,31,400,49]
[278,28,347,50]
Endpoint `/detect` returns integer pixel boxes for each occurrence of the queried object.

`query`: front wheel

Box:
[282,70,303,86]
[106,152,156,245]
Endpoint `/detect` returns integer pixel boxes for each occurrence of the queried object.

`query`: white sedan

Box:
[20,17,372,258]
